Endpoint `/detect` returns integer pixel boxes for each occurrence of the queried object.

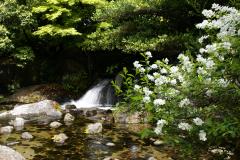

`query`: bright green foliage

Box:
[0,25,14,53]
[0,0,35,67]
[32,0,83,38]
[33,25,81,37]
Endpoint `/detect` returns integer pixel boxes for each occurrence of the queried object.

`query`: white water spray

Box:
[62,79,115,109]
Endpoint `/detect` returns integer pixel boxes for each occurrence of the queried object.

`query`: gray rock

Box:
[52,133,68,144]
[86,122,102,134]
[0,126,13,134]
[9,117,25,131]
[0,145,25,160]
[0,100,62,123]
[49,121,62,129]
[65,104,76,110]
[21,132,33,140]
[64,113,75,122]
[106,142,115,146]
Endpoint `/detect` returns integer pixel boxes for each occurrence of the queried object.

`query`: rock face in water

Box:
[0,100,62,122]
[0,145,25,160]
[86,122,103,134]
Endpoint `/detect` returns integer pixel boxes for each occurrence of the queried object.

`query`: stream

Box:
[0,118,170,160]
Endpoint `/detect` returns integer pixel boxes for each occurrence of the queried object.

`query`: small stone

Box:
[65,104,76,110]
[64,113,75,122]
[49,121,62,129]
[21,132,33,140]
[103,157,119,160]
[153,140,164,145]
[148,157,157,160]
[52,133,68,144]
[0,126,14,134]
[7,142,20,146]
[86,122,102,134]
[106,142,115,146]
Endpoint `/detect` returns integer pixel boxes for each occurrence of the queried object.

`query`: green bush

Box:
[115,4,240,159]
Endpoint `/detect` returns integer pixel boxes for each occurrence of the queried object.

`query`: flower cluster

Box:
[120,4,239,159]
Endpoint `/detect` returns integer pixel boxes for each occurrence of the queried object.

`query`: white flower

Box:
[202,9,215,18]
[193,117,204,126]
[198,35,209,43]
[163,58,169,64]
[197,67,207,75]
[147,74,155,81]
[133,61,142,68]
[205,59,215,69]
[199,130,207,141]
[150,64,158,69]
[178,122,192,131]
[196,20,209,29]
[145,51,152,58]
[134,85,141,91]
[153,72,160,78]
[153,99,166,106]
[139,67,145,73]
[154,119,168,135]
[143,96,151,103]
[160,68,167,74]
[143,87,152,96]
[170,79,177,85]
[154,76,168,86]
[179,98,190,108]
[170,66,179,74]
[218,78,229,88]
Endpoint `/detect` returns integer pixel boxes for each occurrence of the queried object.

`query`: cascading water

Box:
[62,79,115,109]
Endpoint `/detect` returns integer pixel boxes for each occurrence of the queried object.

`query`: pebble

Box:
[21,132,33,140]
[49,121,62,129]
[64,113,75,122]
[106,142,115,146]
[52,133,68,144]
[0,126,14,134]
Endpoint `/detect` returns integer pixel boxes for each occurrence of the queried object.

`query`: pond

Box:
[0,117,171,160]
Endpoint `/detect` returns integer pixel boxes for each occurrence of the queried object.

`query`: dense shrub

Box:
[115,4,240,159]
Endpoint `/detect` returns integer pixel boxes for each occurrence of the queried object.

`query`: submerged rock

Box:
[114,111,147,124]
[106,142,115,147]
[9,117,25,130]
[0,126,14,134]
[64,113,75,122]
[0,145,25,160]
[21,132,33,140]
[86,122,103,134]
[52,133,68,144]
[49,121,62,129]
[0,100,62,123]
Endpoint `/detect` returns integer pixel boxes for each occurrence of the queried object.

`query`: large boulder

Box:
[0,84,72,106]
[0,100,62,123]
[0,145,25,160]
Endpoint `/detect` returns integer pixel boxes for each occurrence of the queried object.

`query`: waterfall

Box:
[62,79,115,109]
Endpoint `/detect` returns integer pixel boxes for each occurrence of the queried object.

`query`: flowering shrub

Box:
[115,4,240,159]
